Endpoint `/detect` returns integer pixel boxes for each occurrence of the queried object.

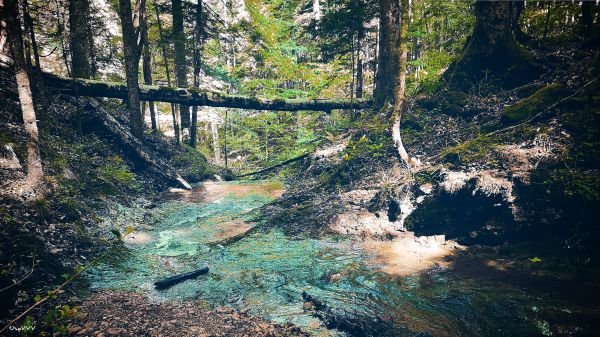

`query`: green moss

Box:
[171,145,213,182]
[0,131,26,162]
[98,155,140,193]
[441,135,499,165]
[501,83,570,125]
[537,169,600,202]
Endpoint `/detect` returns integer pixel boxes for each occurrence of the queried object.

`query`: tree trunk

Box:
[118,0,143,138]
[153,0,179,144]
[313,0,321,22]
[211,121,220,163]
[356,35,363,99]
[21,0,47,112]
[132,0,146,61]
[509,1,529,43]
[190,0,203,148]
[350,36,355,101]
[447,0,540,90]
[141,10,156,132]
[68,0,91,78]
[391,0,415,168]
[541,1,551,41]
[224,110,228,168]
[2,0,44,193]
[172,0,189,130]
[374,0,400,109]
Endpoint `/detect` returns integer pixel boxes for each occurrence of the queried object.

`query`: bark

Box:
[154,266,209,290]
[141,11,156,131]
[33,69,371,111]
[446,0,540,90]
[81,98,191,189]
[172,0,190,130]
[211,121,220,163]
[356,36,363,99]
[133,0,146,61]
[391,0,415,168]
[118,0,143,138]
[153,0,179,144]
[190,0,203,148]
[68,0,91,78]
[373,0,400,109]
[509,1,529,43]
[313,0,321,21]
[542,1,551,41]
[21,0,46,112]
[2,0,44,193]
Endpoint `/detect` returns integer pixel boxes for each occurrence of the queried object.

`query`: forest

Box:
[1,0,599,336]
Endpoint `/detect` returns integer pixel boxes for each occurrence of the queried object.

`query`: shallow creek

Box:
[85,181,594,337]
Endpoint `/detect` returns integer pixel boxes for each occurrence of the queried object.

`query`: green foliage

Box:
[501,84,570,125]
[540,169,600,202]
[43,304,81,335]
[171,145,213,181]
[98,155,140,193]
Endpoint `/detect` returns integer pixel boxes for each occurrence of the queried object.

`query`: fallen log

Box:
[236,153,310,178]
[154,266,209,290]
[81,98,192,190]
[38,70,371,111]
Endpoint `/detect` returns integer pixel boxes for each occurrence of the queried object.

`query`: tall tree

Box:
[141,9,156,132]
[190,0,204,148]
[2,0,45,193]
[21,0,46,112]
[446,0,540,89]
[172,0,190,132]
[118,0,143,137]
[373,0,400,108]
[391,0,415,167]
[68,0,91,78]
[154,0,179,144]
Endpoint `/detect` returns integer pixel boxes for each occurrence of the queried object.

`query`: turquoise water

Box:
[85,181,595,337]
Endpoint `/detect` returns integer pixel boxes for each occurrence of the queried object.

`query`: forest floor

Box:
[64,291,305,337]
[2,37,600,336]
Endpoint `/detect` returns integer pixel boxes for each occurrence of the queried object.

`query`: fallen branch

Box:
[81,98,191,190]
[154,266,209,290]
[236,153,310,178]
[0,250,109,335]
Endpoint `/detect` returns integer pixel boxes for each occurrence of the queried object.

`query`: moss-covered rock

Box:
[501,83,570,125]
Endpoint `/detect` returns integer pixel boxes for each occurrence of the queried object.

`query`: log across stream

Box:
[84,181,596,336]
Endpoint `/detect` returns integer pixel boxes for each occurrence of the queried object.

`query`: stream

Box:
[85,181,596,337]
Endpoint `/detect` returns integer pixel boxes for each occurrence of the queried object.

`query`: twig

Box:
[0,249,36,294]
[0,250,110,334]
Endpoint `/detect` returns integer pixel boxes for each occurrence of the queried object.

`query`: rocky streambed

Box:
[80,180,600,337]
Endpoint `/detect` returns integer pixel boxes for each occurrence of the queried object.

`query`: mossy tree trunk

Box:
[82,98,191,190]
[32,69,371,111]
[118,0,143,138]
[446,0,540,90]
[2,0,44,194]
[172,0,190,131]
[141,10,156,132]
[373,0,400,109]
[68,0,91,79]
